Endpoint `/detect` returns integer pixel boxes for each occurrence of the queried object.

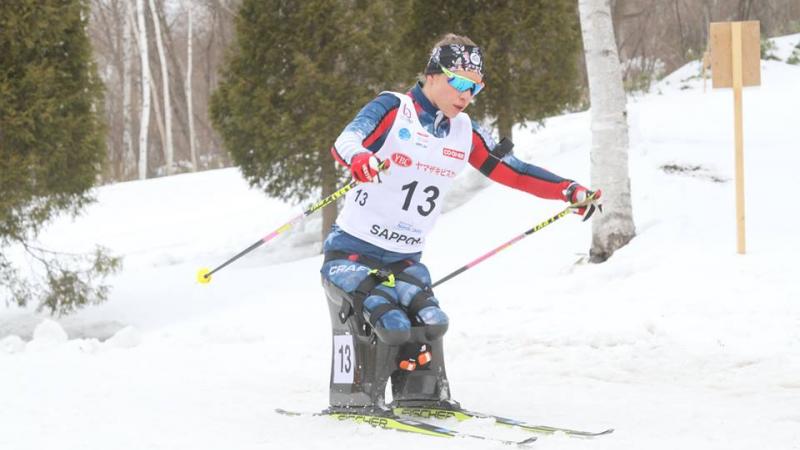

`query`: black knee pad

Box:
[423,323,448,341]
[375,327,411,346]
[364,298,412,346]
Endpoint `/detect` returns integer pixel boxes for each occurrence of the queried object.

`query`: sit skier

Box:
[320,34,601,413]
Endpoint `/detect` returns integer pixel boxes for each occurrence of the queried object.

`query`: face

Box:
[424,69,483,119]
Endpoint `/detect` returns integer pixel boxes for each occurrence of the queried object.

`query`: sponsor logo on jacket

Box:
[415,162,456,178]
[401,103,413,120]
[392,152,413,167]
[443,147,465,160]
[328,265,369,276]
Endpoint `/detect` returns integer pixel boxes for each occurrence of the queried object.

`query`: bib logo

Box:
[391,152,413,167]
[443,147,465,160]
[370,225,422,246]
[402,103,413,119]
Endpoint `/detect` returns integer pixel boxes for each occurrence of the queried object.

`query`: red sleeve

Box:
[362,108,398,148]
[469,131,572,201]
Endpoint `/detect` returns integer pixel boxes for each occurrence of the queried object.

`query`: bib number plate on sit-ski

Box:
[332,335,354,384]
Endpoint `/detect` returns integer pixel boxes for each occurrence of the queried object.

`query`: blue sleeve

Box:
[332,93,400,164]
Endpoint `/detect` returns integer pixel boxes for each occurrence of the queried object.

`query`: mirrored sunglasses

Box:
[440,65,485,96]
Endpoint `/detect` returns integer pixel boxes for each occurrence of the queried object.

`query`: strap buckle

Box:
[338,301,352,324]
[368,268,396,288]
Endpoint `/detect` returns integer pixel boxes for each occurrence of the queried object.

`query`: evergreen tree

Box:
[211,0,405,238]
[401,0,582,140]
[0,0,120,315]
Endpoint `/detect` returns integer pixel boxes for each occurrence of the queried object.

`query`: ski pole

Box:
[432,193,598,288]
[197,163,387,284]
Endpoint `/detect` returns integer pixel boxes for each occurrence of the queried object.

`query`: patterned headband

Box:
[425,44,484,77]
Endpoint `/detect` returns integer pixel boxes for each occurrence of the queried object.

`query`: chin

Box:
[444,108,462,118]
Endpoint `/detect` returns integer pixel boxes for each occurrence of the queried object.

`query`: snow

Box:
[2,37,800,450]
[770,33,800,62]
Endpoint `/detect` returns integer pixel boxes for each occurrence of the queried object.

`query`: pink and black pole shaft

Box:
[201,160,392,280]
[431,205,574,288]
[201,177,361,280]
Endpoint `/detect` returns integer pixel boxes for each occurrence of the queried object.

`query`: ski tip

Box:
[567,427,615,437]
[517,436,538,446]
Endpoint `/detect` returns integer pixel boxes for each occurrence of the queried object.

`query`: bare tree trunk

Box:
[186,1,198,171]
[737,0,753,21]
[91,0,123,180]
[701,0,715,45]
[321,159,338,247]
[129,2,166,173]
[148,0,174,175]
[136,0,150,180]
[122,2,135,180]
[674,0,686,59]
[154,3,191,155]
[496,109,513,143]
[578,0,636,263]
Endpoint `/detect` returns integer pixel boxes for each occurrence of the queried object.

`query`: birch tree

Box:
[136,0,150,180]
[578,0,635,262]
[186,1,198,171]
[148,0,174,175]
[130,0,167,176]
[121,3,135,179]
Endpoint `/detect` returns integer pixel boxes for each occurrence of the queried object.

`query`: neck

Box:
[421,82,440,111]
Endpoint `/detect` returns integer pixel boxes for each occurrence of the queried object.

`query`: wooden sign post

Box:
[709,21,761,255]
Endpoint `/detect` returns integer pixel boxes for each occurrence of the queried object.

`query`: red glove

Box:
[563,182,603,221]
[350,153,389,182]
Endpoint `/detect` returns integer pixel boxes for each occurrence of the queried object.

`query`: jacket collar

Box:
[409,82,439,117]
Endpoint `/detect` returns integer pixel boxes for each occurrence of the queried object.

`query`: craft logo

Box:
[442,147,465,160]
[328,265,369,276]
[398,128,411,141]
[391,152,413,167]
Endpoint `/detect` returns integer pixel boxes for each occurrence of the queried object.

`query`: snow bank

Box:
[2,33,799,450]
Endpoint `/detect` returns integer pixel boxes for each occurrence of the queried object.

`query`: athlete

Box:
[321,34,601,373]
